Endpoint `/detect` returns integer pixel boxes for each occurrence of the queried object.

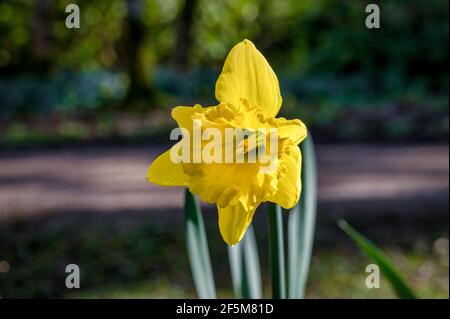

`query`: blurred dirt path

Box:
[0,144,448,220]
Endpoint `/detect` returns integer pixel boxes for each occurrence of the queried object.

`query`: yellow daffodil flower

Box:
[147,39,307,245]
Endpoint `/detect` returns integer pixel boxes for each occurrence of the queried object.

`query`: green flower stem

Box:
[288,135,317,298]
[267,202,286,299]
[228,225,262,299]
[184,189,216,298]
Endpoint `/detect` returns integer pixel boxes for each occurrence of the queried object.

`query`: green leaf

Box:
[288,135,318,299]
[338,219,418,299]
[267,202,286,299]
[227,225,262,299]
[184,189,216,298]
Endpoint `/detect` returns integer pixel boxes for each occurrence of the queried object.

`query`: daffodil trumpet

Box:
[169,120,280,173]
[147,39,307,246]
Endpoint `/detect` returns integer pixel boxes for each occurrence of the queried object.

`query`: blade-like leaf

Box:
[227,241,243,298]
[338,219,417,299]
[267,202,286,299]
[228,225,262,299]
[184,189,216,298]
[288,135,317,299]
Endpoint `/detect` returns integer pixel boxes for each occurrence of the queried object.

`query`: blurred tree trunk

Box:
[123,0,155,109]
[31,0,52,73]
[173,0,198,71]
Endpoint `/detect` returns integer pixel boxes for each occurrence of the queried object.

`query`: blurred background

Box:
[0,0,448,298]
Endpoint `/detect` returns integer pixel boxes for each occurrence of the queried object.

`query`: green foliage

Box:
[267,203,287,299]
[184,190,216,298]
[227,225,262,299]
[338,220,418,299]
[0,71,126,116]
[1,0,447,83]
[0,0,448,142]
[288,136,317,298]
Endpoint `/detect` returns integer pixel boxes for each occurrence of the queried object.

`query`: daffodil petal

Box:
[278,118,308,146]
[146,144,189,186]
[172,104,211,132]
[215,39,282,118]
[218,200,258,245]
[269,146,302,209]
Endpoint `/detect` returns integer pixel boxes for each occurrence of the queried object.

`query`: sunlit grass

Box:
[66,247,448,299]
[1,216,446,299]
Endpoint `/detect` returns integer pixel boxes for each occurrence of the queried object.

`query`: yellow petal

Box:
[277,118,308,146]
[268,146,302,209]
[146,144,189,186]
[171,104,210,132]
[215,39,282,118]
[218,200,258,245]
